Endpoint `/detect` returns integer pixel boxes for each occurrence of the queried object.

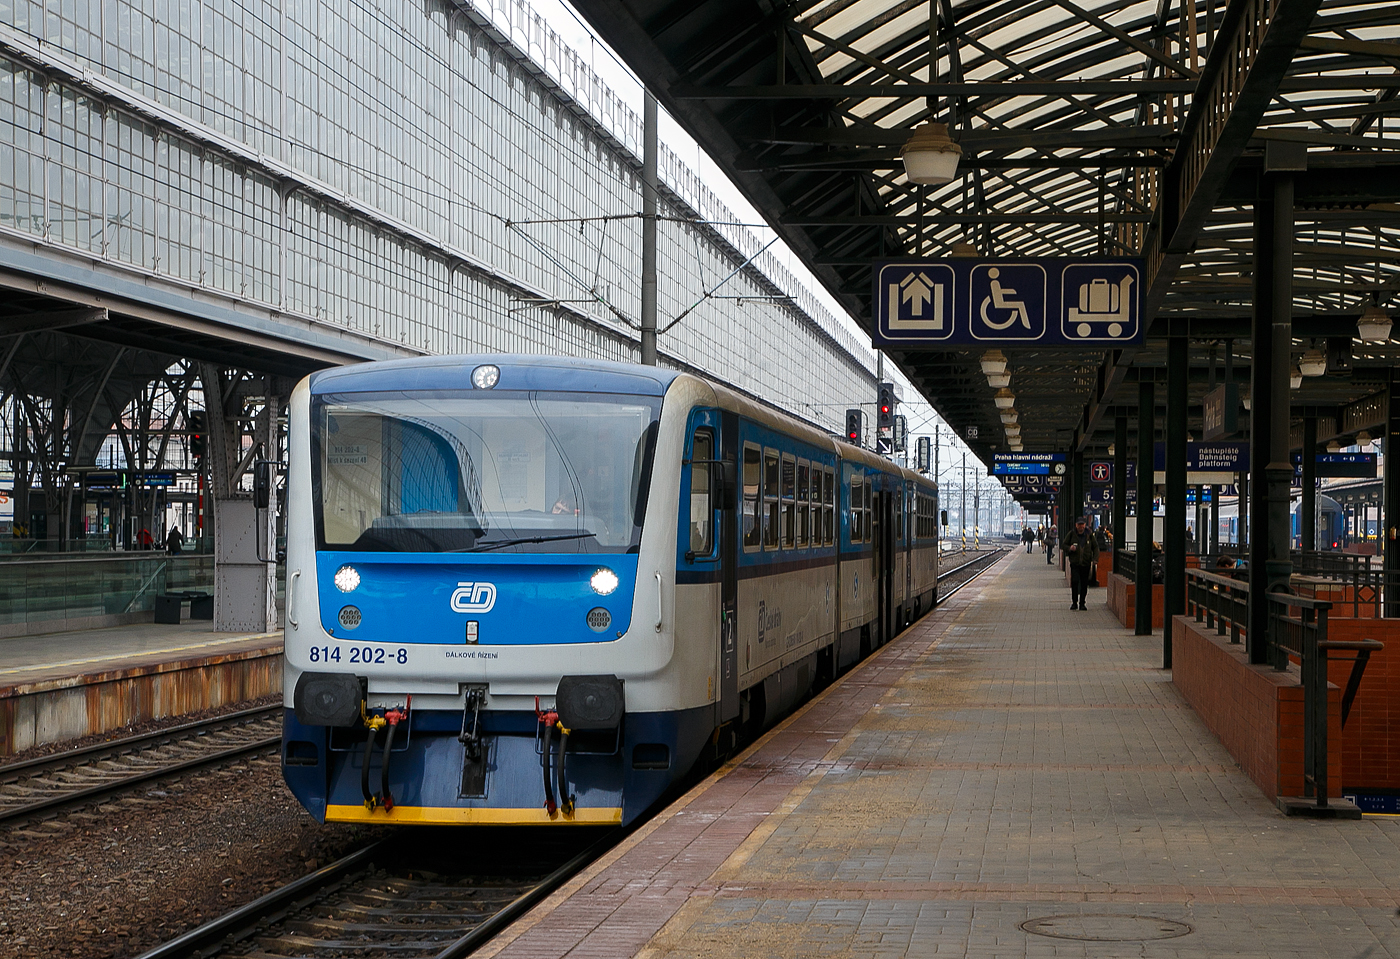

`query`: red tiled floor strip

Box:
[481,553,1011,959]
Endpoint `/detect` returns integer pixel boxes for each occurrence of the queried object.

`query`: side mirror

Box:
[253,460,272,510]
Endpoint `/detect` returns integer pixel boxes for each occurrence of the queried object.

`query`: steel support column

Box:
[1113,413,1128,556]
[1247,196,1276,663]
[1071,450,1084,525]
[1386,370,1400,616]
[1136,379,1155,635]
[1164,336,1188,667]
[1301,414,1317,551]
[640,91,658,366]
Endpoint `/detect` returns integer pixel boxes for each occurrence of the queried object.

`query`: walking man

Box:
[1062,516,1099,610]
[1021,526,1035,553]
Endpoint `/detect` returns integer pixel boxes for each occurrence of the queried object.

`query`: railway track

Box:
[0,704,282,826]
[135,828,614,959]
[937,548,1006,601]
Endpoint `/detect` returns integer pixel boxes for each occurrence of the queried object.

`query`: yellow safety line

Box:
[325,804,622,825]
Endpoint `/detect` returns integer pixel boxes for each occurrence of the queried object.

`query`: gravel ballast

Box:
[1,700,371,959]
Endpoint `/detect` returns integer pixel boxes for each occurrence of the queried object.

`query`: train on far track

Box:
[279,355,939,826]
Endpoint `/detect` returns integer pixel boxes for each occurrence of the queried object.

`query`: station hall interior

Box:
[4,0,1400,953]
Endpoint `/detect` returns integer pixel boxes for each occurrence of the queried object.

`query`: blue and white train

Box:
[280,355,939,826]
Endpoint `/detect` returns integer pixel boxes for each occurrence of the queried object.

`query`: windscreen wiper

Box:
[456,532,597,553]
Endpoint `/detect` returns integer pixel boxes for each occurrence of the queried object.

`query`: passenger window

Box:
[806,462,817,546]
[763,449,780,549]
[801,464,814,549]
[742,445,761,550]
[781,455,796,549]
[864,480,873,544]
[850,472,863,543]
[689,431,713,555]
[817,464,828,543]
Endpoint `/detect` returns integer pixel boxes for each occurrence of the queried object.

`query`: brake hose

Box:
[556,724,574,815]
[378,702,410,812]
[360,723,382,809]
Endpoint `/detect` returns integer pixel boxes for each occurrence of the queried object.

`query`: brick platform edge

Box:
[1171,615,1341,800]
[0,638,283,755]
[1107,572,1165,628]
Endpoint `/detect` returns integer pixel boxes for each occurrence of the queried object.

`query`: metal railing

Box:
[1185,567,1382,810]
[1185,567,1249,645]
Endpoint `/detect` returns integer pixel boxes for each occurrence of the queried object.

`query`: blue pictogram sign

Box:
[875,258,1143,347]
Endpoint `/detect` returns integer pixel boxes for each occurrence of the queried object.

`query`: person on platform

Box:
[1061,516,1100,610]
[1044,525,1057,564]
[166,527,184,555]
[1021,526,1035,553]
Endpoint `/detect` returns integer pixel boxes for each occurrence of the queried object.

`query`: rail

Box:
[1185,568,1382,811]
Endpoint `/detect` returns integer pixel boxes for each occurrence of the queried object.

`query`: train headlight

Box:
[471,364,501,389]
[590,567,619,595]
[333,565,361,593]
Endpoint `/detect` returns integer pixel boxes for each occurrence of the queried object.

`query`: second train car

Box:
[280,355,939,826]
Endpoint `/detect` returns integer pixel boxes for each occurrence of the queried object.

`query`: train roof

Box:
[308,354,682,397]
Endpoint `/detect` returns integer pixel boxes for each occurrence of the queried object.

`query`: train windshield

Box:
[312,391,661,554]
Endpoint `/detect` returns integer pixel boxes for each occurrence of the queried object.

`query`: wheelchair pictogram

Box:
[969,264,1046,340]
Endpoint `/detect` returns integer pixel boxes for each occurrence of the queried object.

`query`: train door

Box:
[882,484,896,641]
[719,412,740,724]
[872,484,896,645]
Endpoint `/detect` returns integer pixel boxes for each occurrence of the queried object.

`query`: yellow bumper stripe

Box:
[325,804,623,825]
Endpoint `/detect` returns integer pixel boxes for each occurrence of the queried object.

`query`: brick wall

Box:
[1171,616,1342,800]
[1107,572,1164,628]
[1325,617,1400,790]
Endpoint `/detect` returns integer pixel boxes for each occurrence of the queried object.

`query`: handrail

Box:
[1186,567,1385,810]
[124,561,170,613]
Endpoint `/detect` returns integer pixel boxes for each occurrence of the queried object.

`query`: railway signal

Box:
[876,382,896,454]
[845,409,864,447]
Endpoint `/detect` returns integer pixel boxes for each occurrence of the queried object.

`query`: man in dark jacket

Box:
[1061,516,1099,610]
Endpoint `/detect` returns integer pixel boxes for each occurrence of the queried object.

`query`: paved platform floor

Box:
[0,620,281,688]
[482,549,1400,959]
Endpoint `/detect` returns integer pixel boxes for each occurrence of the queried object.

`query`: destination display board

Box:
[874,258,1144,347]
[991,452,1068,477]
[1291,451,1377,478]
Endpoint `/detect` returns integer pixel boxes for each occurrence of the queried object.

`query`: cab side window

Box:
[689,430,713,555]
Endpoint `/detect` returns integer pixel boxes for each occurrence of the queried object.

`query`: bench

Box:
[154,590,214,624]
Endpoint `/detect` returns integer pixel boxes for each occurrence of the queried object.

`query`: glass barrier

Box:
[0,554,215,628]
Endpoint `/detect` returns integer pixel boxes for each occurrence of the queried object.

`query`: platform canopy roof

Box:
[574,0,1400,469]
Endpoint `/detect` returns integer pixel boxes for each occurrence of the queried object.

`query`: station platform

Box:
[482,550,1400,959]
[0,620,282,755]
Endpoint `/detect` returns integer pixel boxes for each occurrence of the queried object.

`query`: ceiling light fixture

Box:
[1290,365,1304,390]
[979,350,1008,376]
[1356,304,1392,343]
[999,409,1018,425]
[986,371,1012,389]
[1298,348,1327,377]
[994,388,1015,409]
[901,122,962,185]
[1357,430,1373,447]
